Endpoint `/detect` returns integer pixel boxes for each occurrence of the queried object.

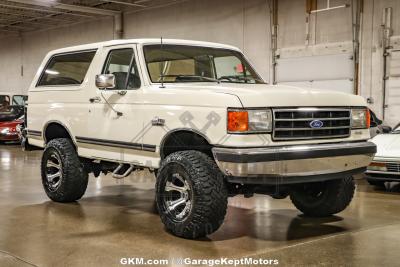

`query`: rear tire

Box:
[41,138,88,202]
[156,150,228,239]
[290,177,355,217]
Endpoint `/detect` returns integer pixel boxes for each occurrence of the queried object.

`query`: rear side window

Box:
[37,50,96,86]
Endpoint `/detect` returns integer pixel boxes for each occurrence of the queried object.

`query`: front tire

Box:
[156,150,228,239]
[41,138,88,202]
[290,177,355,217]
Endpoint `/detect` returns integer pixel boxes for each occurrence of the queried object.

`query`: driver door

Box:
[85,45,145,163]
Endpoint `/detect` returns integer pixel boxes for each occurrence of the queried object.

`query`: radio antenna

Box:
[160,37,165,88]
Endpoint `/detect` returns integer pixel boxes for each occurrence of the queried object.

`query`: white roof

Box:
[0,92,12,96]
[49,39,242,55]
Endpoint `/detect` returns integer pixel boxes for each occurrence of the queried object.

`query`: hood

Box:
[371,133,400,159]
[165,83,366,107]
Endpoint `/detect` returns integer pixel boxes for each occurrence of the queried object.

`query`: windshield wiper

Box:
[161,74,219,83]
[218,75,265,84]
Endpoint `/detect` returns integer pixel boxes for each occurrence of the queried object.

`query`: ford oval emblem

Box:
[310,120,324,128]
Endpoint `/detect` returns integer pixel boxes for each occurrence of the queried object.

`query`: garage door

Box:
[276,53,354,94]
[384,49,400,127]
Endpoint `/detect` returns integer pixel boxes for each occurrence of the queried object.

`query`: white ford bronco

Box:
[25,39,376,239]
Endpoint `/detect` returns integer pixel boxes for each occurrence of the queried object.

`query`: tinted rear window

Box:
[37,51,96,86]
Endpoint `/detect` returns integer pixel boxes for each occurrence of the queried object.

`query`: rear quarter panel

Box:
[27,49,102,148]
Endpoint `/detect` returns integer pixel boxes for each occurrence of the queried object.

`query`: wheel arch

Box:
[43,121,77,148]
[160,129,213,160]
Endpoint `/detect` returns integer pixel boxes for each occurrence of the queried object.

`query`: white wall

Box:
[0,0,397,122]
[0,0,271,94]
[275,0,355,94]
[124,0,271,80]
[277,0,353,48]
[0,17,114,93]
[360,0,400,120]
[0,35,23,94]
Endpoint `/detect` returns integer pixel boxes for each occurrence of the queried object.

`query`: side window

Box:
[103,48,141,90]
[37,51,96,86]
[12,95,27,106]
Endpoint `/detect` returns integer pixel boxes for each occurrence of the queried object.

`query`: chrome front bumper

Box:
[212,142,376,185]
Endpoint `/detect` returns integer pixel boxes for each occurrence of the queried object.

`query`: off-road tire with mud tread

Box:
[290,176,355,217]
[156,150,228,239]
[41,138,88,202]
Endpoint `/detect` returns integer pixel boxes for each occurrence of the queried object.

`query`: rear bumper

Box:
[212,141,376,185]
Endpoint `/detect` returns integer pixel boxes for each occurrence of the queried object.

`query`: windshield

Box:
[143,45,265,84]
[12,95,27,106]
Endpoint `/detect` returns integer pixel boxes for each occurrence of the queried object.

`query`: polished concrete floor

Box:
[1,144,400,267]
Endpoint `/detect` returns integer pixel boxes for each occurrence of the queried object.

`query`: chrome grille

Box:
[273,108,351,141]
[386,162,400,173]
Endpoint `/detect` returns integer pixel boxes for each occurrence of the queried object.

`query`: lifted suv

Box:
[26,39,376,239]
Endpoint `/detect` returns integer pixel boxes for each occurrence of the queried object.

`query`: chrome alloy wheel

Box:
[45,152,63,192]
[162,172,192,222]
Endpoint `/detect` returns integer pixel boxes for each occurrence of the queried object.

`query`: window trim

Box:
[36,49,98,88]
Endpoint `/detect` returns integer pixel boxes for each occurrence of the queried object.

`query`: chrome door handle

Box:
[89,96,101,103]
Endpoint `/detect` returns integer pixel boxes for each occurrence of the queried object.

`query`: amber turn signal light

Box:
[369,162,386,167]
[228,111,249,132]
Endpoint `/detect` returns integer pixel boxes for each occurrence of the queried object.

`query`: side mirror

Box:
[382,125,393,133]
[95,74,115,89]
[370,121,378,128]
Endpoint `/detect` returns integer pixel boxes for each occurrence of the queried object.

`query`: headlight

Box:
[0,128,9,134]
[227,108,272,133]
[351,108,370,129]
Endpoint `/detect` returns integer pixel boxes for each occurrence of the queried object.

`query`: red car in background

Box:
[0,103,24,144]
[0,117,24,143]
[0,119,24,142]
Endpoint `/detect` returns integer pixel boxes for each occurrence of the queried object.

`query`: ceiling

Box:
[0,0,183,37]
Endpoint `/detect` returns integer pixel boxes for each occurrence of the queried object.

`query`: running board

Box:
[112,164,134,179]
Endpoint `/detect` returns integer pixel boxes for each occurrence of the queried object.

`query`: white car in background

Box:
[366,123,400,186]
